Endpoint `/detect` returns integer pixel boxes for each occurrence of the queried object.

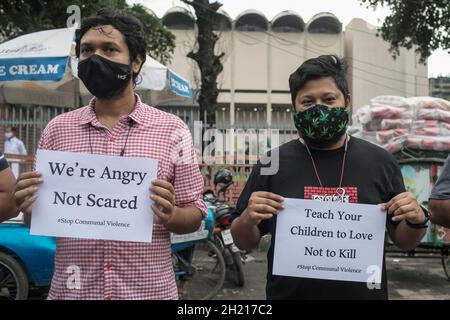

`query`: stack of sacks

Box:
[350,96,412,153]
[349,96,450,153]
[406,97,450,151]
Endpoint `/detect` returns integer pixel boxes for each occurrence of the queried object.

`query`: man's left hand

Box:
[380,192,425,224]
[150,179,176,225]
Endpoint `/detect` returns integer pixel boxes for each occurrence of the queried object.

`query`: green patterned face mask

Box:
[293,104,349,148]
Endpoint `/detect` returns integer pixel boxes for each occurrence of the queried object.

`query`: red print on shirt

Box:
[304,186,358,203]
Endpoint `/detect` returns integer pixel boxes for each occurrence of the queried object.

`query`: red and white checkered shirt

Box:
[37,95,207,300]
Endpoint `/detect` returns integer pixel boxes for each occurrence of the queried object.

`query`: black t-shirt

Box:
[235,136,405,300]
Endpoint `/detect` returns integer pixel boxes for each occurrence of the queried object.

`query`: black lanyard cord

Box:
[120,123,133,156]
[88,121,133,157]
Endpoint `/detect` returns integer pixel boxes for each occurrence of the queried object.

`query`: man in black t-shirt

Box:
[0,153,19,222]
[231,55,428,300]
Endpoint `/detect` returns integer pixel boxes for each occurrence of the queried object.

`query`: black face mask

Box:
[78,54,132,99]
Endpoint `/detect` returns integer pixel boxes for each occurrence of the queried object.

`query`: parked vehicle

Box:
[204,169,246,287]
[171,207,226,299]
[1,209,226,300]
[0,216,55,300]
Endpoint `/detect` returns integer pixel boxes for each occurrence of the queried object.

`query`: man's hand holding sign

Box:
[273,199,386,284]
[150,179,203,234]
[12,150,201,242]
[14,150,157,242]
[151,179,176,225]
[231,191,285,251]
[232,190,427,284]
[381,192,428,251]
[14,171,43,218]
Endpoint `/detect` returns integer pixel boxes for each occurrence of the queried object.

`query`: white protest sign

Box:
[31,150,158,243]
[273,198,386,284]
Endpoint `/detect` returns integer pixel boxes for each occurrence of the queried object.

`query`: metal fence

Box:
[1,103,299,161]
[0,104,72,154]
[1,103,298,207]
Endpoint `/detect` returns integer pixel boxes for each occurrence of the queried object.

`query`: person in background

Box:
[4,127,27,178]
[429,154,450,227]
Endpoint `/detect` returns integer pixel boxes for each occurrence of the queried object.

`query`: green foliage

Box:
[180,0,225,123]
[360,0,450,63]
[128,4,175,65]
[0,0,175,64]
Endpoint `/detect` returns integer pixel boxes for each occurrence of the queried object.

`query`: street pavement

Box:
[28,235,449,300]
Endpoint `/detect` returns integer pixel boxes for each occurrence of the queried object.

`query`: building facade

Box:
[159,7,428,131]
[0,7,431,155]
[429,76,450,100]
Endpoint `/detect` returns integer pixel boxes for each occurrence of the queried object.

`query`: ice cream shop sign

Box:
[0,57,66,81]
[0,28,75,82]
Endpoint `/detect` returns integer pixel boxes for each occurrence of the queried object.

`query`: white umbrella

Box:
[0,27,192,108]
[137,56,193,106]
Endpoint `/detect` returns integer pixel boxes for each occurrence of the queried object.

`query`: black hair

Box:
[289,55,349,106]
[75,8,147,85]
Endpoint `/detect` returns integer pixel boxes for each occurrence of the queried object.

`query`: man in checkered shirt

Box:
[13,9,207,300]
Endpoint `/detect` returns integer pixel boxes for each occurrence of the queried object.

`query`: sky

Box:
[128,0,450,78]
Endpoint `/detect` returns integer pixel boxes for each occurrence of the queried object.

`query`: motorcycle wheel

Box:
[229,248,245,287]
[0,252,29,300]
[180,239,226,300]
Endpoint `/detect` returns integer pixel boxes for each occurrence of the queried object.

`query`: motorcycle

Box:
[171,207,226,300]
[203,179,246,287]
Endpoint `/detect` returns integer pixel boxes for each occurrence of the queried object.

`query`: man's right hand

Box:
[13,171,43,215]
[240,191,284,226]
